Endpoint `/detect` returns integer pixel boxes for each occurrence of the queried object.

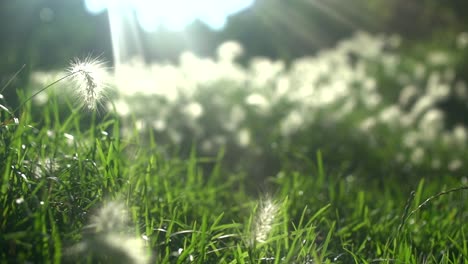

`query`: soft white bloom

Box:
[135,120,145,131]
[427,51,450,66]
[183,102,204,119]
[418,109,444,142]
[91,201,128,232]
[457,32,468,49]
[448,159,463,171]
[453,125,467,146]
[96,233,150,264]
[454,81,468,99]
[69,201,150,264]
[250,57,284,87]
[431,159,441,169]
[399,85,419,106]
[419,109,444,132]
[410,147,425,165]
[217,41,243,62]
[113,99,131,116]
[387,34,401,48]
[280,110,304,136]
[224,105,245,131]
[413,63,426,80]
[237,128,251,147]
[68,56,109,110]
[403,131,419,148]
[252,198,279,244]
[152,119,166,131]
[359,117,376,132]
[378,105,401,125]
[410,96,435,118]
[363,93,382,109]
[246,93,269,110]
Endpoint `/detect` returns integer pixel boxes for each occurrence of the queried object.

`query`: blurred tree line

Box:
[0,0,467,92]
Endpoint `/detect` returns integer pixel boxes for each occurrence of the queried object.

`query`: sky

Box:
[84,0,255,31]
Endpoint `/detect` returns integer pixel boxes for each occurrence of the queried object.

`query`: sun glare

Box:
[84,0,255,31]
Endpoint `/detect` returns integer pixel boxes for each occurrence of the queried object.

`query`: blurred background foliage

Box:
[2,0,468,186]
[1,0,467,74]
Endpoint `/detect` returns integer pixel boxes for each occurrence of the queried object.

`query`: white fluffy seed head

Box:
[68,56,109,110]
[252,198,279,244]
[91,201,128,232]
[68,201,150,264]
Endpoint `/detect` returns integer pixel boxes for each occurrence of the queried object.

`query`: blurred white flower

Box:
[281,110,304,136]
[427,51,450,66]
[217,41,243,62]
[454,81,468,99]
[410,96,435,119]
[431,159,441,169]
[419,109,444,134]
[418,109,444,142]
[448,159,462,171]
[69,201,150,264]
[399,85,419,106]
[359,117,376,132]
[457,32,468,49]
[113,99,131,117]
[183,102,204,119]
[237,128,250,147]
[410,147,425,165]
[403,131,419,148]
[246,93,269,110]
[378,105,401,125]
[250,57,284,87]
[453,125,467,146]
[152,119,166,131]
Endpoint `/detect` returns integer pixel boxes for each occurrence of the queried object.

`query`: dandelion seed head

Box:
[68,56,109,110]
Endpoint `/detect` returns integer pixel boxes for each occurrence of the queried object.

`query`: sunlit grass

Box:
[1,87,467,263]
[2,31,468,262]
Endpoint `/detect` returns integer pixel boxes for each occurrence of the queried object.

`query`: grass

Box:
[1,81,468,263]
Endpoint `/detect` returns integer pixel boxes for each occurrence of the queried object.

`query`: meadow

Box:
[1,32,468,263]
